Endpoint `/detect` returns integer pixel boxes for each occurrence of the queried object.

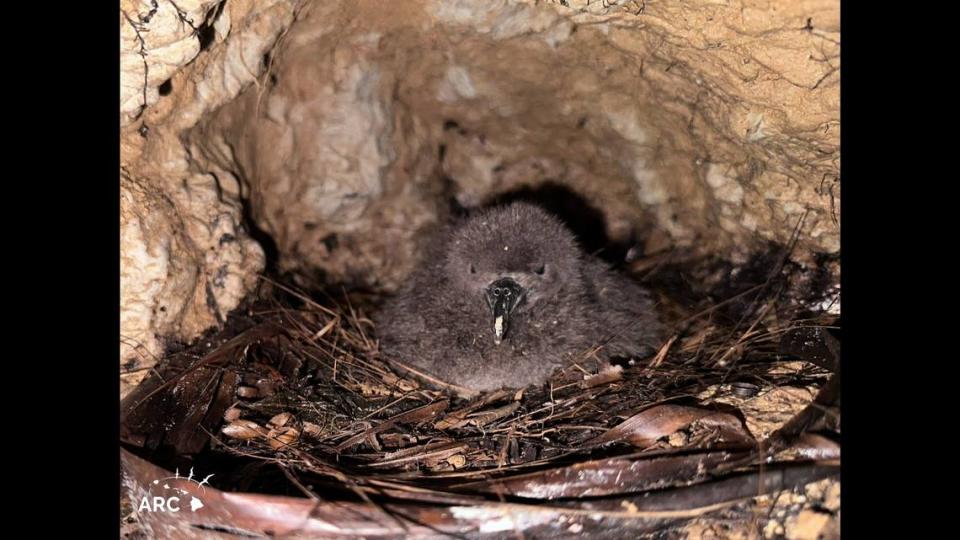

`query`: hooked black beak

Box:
[485,277,525,345]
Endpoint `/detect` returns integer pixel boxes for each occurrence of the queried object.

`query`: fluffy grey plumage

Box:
[376,202,663,393]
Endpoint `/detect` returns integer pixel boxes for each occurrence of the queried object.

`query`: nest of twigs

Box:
[120,247,840,539]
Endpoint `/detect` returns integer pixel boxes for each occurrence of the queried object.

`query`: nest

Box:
[120,247,840,539]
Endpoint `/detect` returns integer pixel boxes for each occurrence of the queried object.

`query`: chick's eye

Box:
[534,263,546,275]
[469,264,477,274]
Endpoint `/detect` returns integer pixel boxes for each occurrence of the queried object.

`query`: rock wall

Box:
[120,0,839,396]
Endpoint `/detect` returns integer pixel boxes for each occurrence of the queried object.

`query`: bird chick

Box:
[376,202,663,394]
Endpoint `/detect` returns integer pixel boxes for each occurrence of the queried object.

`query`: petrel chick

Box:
[376,202,664,394]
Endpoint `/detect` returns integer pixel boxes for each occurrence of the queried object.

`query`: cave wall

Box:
[120,0,839,396]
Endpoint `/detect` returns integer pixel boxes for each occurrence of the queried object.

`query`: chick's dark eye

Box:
[534,263,546,275]
[469,264,476,274]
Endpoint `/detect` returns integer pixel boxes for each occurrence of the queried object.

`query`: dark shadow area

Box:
[195,1,226,52]
[238,189,279,273]
[639,244,841,338]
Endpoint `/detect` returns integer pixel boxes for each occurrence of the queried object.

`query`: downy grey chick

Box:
[376,202,663,394]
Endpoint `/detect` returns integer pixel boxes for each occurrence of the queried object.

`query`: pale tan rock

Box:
[120,1,288,396]
[785,509,833,540]
[120,173,197,396]
[120,0,218,127]
[699,384,818,439]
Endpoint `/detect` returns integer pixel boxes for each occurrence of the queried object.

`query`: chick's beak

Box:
[485,277,525,345]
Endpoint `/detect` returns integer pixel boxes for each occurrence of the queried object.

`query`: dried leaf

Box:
[223,407,242,422]
[267,426,300,450]
[583,404,753,449]
[268,412,295,429]
[583,365,623,387]
[302,422,325,439]
[436,390,512,429]
[335,400,449,451]
[222,420,267,441]
[368,441,470,469]
[237,386,260,399]
[458,451,752,498]
[466,402,521,427]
